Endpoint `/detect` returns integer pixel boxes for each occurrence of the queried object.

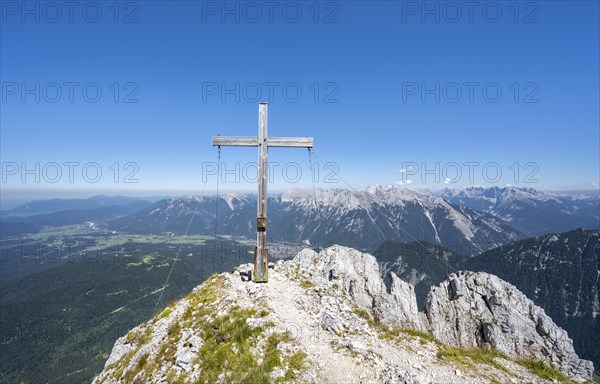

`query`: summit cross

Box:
[212,102,314,283]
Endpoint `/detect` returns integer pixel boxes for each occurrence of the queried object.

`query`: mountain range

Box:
[111,186,525,255]
[0,195,157,218]
[5,187,596,255]
[438,186,599,236]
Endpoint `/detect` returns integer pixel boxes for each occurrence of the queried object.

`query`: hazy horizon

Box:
[2,184,599,211]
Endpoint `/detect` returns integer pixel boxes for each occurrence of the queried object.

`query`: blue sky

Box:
[1,1,599,200]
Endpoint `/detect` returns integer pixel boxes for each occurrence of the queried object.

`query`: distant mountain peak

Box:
[439,186,599,236]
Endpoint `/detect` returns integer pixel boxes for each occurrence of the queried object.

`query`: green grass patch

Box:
[160,307,173,319]
[187,274,225,307]
[516,358,571,383]
[373,322,439,346]
[110,348,139,381]
[352,304,439,347]
[166,369,179,383]
[437,346,509,373]
[399,328,440,345]
[193,306,302,384]
[124,328,152,346]
[194,305,268,383]
[299,279,314,289]
[352,307,372,322]
[121,352,149,382]
[258,309,270,317]
[283,351,307,381]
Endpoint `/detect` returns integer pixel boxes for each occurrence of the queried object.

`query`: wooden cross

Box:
[212,102,314,283]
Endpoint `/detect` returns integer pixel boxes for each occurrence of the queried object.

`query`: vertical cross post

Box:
[256,103,269,282]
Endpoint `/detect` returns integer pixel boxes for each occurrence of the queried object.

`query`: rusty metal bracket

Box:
[257,217,266,232]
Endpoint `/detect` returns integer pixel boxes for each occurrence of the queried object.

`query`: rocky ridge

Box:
[425,272,594,382]
[93,245,593,384]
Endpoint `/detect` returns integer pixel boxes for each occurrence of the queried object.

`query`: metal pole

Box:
[255,102,269,282]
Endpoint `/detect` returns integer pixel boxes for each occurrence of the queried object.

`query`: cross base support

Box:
[253,247,268,283]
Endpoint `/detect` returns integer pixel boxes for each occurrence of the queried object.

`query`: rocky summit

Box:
[93,245,594,384]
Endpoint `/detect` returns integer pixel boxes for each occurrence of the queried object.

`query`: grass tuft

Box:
[160,308,173,319]
[352,308,371,322]
[516,358,571,383]
[437,345,509,373]
[194,307,303,383]
[299,279,314,289]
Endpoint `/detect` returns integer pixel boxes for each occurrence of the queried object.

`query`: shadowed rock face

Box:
[425,271,594,383]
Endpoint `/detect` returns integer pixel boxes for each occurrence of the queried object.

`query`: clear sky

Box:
[1,1,599,200]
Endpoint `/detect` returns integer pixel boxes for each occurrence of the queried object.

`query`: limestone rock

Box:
[175,329,203,373]
[321,309,344,335]
[373,272,422,330]
[425,271,594,382]
[294,245,423,330]
[381,364,415,384]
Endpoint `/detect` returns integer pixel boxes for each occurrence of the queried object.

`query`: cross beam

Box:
[212,136,313,148]
[212,102,313,283]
